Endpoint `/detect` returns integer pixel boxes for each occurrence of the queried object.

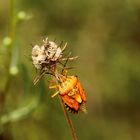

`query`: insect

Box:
[49,74,87,113]
[32,38,77,85]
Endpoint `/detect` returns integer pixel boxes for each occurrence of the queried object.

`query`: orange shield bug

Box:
[32,38,78,85]
[50,75,87,113]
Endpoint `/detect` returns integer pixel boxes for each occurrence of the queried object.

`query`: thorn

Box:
[30,43,34,48]
[59,41,63,47]
[62,42,67,51]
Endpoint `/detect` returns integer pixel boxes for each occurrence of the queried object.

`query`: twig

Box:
[59,96,78,140]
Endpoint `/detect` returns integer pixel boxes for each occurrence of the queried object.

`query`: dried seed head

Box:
[31,38,63,70]
[31,37,78,85]
[32,45,46,69]
[45,41,62,61]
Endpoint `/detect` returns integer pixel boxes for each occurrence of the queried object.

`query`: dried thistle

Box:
[32,38,64,70]
[32,38,77,85]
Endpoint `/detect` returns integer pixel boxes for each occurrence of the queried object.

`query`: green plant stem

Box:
[0,0,16,138]
[2,0,15,99]
[59,96,78,140]
[9,0,16,45]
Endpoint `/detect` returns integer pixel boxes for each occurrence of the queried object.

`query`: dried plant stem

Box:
[59,96,78,140]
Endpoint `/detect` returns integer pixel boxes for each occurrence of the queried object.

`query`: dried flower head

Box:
[32,37,78,85]
[32,38,64,70]
[32,45,46,69]
[43,38,63,62]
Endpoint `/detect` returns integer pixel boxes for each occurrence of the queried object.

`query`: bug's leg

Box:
[49,85,58,89]
[51,91,60,98]
[49,84,59,98]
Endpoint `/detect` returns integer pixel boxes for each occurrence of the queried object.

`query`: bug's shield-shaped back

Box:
[60,78,87,113]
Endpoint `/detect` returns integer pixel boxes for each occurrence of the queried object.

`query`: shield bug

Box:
[49,74,87,114]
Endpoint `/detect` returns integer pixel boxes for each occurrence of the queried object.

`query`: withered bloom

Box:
[32,38,77,85]
[32,38,64,70]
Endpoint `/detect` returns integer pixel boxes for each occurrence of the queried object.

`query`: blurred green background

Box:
[0,0,140,140]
